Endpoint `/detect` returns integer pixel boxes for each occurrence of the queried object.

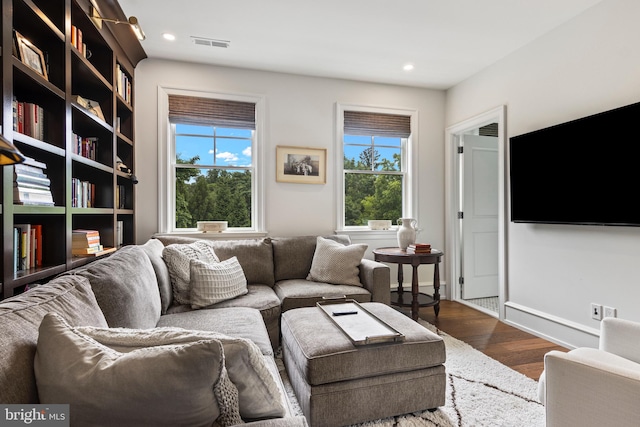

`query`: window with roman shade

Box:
[168,94,257,230]
[340,106,414,228]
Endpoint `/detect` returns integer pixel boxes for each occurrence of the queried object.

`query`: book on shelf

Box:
[117,220,124,247]
[13,99,44,140]
[13,223,43,272]
[406,243,432,254]
[116,185,126,209]
[13,180,50,192]
[116,64,132,104]
[21,156,47,170]
[14,187,54,206]
[72,244,104,255]
[13,158,54,206]
[72,133,98,160]
[14,172,51,187]
[73,246,117,257]
[71,178,96,208]
[72,240,101,250]
[72,229,100,240]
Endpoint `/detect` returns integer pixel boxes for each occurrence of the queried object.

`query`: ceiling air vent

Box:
[191,37,230,48]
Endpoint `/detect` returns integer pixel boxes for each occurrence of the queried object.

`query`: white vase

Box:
[397,218,418,250]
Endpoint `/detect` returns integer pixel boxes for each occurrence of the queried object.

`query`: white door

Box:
[461,134,499,299]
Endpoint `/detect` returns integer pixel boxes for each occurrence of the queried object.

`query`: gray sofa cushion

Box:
[272,235,350,282]
[190,257,249,309]
[35,313,236,427]
[209,239,275,287]
[140,238,172,314]
[274,279,371,312]
[71,246,161,329]
[306,237,366,287]
[0,275,107,403]
[158,306,274,356]
[163,240,220,305]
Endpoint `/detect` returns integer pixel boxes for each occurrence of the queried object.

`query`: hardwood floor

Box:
[419,300,568,380]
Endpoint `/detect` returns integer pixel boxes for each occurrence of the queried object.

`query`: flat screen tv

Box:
[509,101,640,226]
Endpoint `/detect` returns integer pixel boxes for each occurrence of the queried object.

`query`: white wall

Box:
[133,60,446,270]
[446,0,640,348]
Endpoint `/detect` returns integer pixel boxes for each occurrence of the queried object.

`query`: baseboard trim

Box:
[504,301,600,349]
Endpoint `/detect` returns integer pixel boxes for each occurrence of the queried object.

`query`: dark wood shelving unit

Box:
[1,0,146,299]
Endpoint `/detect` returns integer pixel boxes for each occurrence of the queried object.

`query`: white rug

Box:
[277,319,545,427]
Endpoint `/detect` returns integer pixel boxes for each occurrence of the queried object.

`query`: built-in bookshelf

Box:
[1,0,146,299]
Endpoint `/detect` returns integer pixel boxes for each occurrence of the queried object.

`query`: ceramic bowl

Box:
[196,221,228,233]
[367,220,392,230]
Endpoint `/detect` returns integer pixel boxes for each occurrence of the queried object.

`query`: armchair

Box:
[538,317,640,427]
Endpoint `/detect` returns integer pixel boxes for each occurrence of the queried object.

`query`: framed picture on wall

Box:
[276,145,326,184]
[15,31,48,81]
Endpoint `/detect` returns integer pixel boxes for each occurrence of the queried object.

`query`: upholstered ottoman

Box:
[281,302,446,427]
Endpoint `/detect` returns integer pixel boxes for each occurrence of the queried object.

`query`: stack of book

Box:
[406,243,431,254]
[72,229,116,257]
[14,157,54,206]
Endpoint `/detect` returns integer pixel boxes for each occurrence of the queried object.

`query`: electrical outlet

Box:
[604,306,617,318]
[591,303,603,320]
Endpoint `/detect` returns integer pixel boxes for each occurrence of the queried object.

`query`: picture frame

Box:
[276,145,326,184]
[15,31,48,81]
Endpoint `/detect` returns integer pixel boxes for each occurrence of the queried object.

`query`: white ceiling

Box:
[118,0,603,89]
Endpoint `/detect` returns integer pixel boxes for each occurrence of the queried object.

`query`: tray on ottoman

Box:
[316,299,404,345]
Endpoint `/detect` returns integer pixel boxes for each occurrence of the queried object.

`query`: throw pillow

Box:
[307,236,367,287]
[163,240,220,305]
[190,257,249,309]
[35,313,241,427]
[76,325,287,420]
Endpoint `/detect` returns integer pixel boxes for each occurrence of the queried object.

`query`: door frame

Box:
[444,106,507,319]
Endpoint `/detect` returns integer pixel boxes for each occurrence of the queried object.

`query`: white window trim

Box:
[335,102,419,231]
[157,86,266,234]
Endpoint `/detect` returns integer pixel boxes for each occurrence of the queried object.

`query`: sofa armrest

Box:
[242,416,308,427]
[359,259,390,305]
[541,348,640,427]
[600,317,640,363]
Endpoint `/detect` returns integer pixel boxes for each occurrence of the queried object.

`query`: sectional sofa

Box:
[0,235,390,426]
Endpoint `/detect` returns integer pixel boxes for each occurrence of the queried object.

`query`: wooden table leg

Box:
[411,263,420,321]
[433,263,440,317]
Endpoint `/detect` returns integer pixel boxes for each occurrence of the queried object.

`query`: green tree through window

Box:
[173,124,253,228]
[343,136,404,226]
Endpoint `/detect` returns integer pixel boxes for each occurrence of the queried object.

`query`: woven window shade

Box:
[168,95,256,129]
[344,111,411,138]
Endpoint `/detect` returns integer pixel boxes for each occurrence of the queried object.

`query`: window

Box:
[337,105,416,229]
[172,124,253,228]
[161,90,264,232]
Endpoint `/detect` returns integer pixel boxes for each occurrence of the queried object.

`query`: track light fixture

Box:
[90,6,146,41]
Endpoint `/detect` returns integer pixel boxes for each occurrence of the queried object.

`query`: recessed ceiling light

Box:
[403,63,414,71]
[162,33,176,41]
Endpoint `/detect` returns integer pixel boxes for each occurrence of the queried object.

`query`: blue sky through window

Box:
[175,123,252,167]
[344,134,402,171]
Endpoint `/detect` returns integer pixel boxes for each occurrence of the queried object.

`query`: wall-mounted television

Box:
[509,101,640,226]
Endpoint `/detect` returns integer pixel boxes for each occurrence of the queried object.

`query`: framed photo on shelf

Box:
[276,145,326,184]
[15,32,48,81]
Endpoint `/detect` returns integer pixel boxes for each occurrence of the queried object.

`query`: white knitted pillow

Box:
[307,236,367,286]
[162,241,219,305]
[190,257,248,309]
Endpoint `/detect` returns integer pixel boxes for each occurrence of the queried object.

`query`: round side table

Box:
[372,247,443,321]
